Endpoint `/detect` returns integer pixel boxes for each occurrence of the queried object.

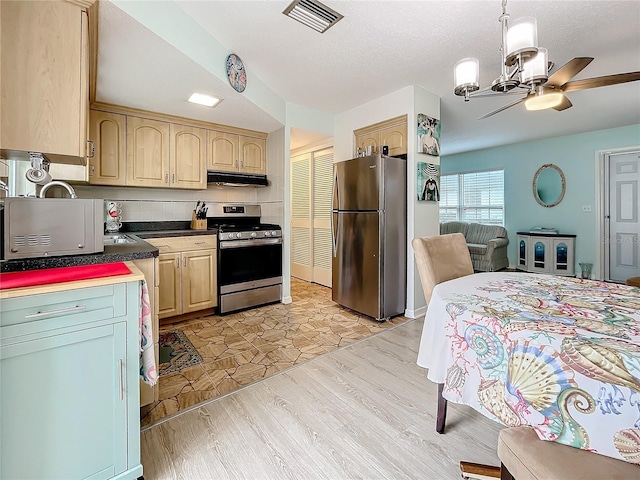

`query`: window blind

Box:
[440,170,504,225]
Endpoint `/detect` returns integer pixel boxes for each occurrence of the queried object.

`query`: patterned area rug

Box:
[158,329,203,376]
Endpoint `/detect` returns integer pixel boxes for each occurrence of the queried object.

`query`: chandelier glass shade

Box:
[505,17,538,66]
[454,58,480,98]
[521,48,549,85]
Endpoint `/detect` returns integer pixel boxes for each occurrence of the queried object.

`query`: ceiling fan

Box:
[453,0,640,119]
[478,58,640,119]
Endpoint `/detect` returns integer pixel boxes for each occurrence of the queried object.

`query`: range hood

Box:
[207,171,268,187]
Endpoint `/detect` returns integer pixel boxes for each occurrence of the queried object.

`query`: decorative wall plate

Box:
[226,53,247,93]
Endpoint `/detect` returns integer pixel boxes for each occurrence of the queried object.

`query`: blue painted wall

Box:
[441,124,640,271]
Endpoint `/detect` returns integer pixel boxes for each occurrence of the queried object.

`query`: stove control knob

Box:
[235,232,242,239]
[271,231,278,237]
[250,232,257,237]
[227,233,234,239]
[264,231,271,237]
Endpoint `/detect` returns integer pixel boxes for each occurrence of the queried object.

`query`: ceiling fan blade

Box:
[562,71,640,92]
[545,57,594,87]
[552,95,573,111]
[471,89,529,99]
[478,97,526,120]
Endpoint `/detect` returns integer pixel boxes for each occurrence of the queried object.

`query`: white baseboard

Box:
[405,305,427,319]
[281,296,293,304]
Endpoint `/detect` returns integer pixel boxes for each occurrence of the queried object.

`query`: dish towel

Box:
[139,279,157,386]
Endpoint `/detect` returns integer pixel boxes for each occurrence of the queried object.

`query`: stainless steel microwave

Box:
[3,197,104,260]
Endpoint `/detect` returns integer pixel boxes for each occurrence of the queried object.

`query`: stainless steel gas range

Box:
[207,205,282,314]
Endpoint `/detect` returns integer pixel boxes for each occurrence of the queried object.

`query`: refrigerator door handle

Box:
[333,164,339,212]
[331,211,338,257]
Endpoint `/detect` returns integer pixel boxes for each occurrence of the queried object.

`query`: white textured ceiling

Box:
[97,0,640,155]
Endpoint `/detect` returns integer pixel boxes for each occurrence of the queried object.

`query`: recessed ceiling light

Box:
[188,93,221,107]
[283,0,343,33]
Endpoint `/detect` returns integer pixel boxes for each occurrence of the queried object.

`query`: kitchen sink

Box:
[103,233,138,245]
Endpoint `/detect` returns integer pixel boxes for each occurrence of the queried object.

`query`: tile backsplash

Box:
[100,199,284,227]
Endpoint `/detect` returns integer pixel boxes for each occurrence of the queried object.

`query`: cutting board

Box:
[0,263,132,290]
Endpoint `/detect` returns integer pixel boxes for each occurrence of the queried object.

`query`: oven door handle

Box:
[219,238,283,249]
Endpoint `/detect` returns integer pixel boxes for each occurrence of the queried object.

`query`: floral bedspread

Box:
[416,272,640,464]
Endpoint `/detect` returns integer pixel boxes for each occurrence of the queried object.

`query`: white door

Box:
[312,148,334,287]
[291,153,312,281]
[607,151,640,282]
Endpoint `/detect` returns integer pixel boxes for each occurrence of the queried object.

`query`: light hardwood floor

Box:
[141,317,503,479]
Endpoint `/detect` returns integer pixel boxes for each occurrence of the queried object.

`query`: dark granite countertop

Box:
[121,221,217,239]
[0,234,159,273]
[0,222,220,273]
[134,229,216,239]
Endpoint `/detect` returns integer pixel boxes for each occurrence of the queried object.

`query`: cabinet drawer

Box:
[0,283,128,343]
[147,235,217,253]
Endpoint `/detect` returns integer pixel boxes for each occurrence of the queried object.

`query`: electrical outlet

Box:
[582,205,592,212]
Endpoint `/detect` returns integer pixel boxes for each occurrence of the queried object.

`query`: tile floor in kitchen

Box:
[141,277,410,428]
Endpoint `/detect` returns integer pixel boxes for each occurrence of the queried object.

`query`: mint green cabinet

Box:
[0,281,143,480]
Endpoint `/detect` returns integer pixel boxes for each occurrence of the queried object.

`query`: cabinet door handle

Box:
[25,305,87,320]
[165,174,169,184]
[240,160,244,168]
[175,257,179,268]
[183,257,187,267]
[155,244,169,248]
[118,359,124,400]
[172,173,175,184]
[87,140,95,158]
[194,241,206,245]
[235,159,238,168]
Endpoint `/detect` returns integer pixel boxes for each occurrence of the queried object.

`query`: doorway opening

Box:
[289,128,333,293]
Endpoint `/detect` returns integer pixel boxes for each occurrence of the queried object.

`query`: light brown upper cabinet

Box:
[207,131,238,173]
[1,0,93,163]
[380,123,407,157]
[354,115,408,157]
[208,131,266,175]
[354,132,380,155]
[170,124,207,189]
[126,116,170,187]
[239,136,266,174]
[88,111,126,185]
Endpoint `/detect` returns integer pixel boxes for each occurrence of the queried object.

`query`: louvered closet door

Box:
[291,153,312,281]
[313,149,333,287]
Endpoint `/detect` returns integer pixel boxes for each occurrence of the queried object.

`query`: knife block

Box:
[190,212,207,230]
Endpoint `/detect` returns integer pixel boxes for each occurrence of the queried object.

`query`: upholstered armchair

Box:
[440,222,509,272]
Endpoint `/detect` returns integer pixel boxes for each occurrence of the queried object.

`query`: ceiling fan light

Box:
[525,91,564,111]
[454,57,480,97]
[522,47,549,85]
[505,17,538,66]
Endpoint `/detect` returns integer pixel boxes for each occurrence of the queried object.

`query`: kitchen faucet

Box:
[39,180,78,199]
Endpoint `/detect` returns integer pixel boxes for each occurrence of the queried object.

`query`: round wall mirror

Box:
[533,164,566,207]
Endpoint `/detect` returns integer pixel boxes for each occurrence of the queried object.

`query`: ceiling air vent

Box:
[283,0,343,33]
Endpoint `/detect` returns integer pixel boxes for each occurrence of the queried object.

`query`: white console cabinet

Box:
[517,232,576,276]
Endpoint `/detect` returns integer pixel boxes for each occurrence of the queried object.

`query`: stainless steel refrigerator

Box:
[332,154,406,321]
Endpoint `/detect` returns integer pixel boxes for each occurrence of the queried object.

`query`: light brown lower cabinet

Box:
[147,236,218,320]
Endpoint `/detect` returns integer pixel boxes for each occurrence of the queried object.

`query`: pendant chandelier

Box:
[453,0,556,110]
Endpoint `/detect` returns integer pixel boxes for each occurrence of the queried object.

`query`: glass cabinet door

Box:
[518,237,527,266]
[534,241,546,269]
[555,242,568,271]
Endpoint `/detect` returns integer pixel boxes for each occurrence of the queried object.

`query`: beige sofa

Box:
[440,221,509,272]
